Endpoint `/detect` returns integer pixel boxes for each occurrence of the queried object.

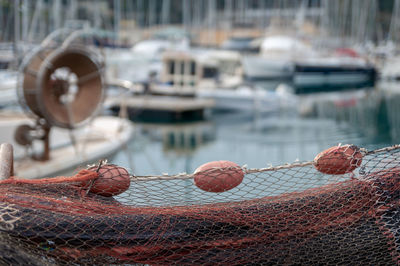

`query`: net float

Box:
[87,164,131,196]
[193,160,244,192]
[314,144,363,175]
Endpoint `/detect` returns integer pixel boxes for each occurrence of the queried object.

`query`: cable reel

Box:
[16,29,106,160]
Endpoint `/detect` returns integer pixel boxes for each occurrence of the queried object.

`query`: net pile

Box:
[0,145,400,265]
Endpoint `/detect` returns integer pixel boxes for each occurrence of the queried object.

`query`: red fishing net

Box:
[0,144,399,265]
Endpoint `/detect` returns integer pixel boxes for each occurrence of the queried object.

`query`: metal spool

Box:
[19,44,104,129]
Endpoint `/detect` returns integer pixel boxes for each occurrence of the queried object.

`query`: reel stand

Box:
[15,29,105,161]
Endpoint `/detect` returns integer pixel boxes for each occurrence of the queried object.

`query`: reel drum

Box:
[20,45,104,129]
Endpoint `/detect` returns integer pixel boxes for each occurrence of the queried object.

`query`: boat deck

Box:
[107,95,214,111]
[14,116,133,179]
[106,95,215,122]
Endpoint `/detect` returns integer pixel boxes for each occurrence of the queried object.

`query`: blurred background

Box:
[1,0,400,177]
[0,1,397,47]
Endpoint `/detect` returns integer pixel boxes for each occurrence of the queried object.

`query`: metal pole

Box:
[114,0,121,41]
[161,0,170,25]
[0,2,2,41]
[13,0,20,70]
[68,0,77,21]
[94,0,101,28]
[28,0,42,42]
[53,0,61,31]
[207,0,216,46]
[22,0,28,45]
[183,0,189,30]
[148,0,155,27]
[224,0,233,31]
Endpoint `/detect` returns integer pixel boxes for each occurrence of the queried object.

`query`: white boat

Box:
[220,36,259,53]
[197,83,297,113]
[151,49,296,113]
[293,56,377,92]
[106,48,295,115]
[132,38,190,55]
[153,49,242,96]
[0,111,133,179]
[0,43,14,70]
[242,35,313,80]
[380,55,400,81]
[105,48,161,84]
[0,71,18,107]
[242,56,294,80]
[105,94,215,123]
[106,36,190,84]
[242,36,376,92]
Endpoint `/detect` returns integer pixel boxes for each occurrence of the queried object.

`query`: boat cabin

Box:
[153,50,242,96]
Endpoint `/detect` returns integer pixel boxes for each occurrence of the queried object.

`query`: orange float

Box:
[0,164,131,197]
[193,160,244,192]
[88,164,131,196]
[314,145,363,175]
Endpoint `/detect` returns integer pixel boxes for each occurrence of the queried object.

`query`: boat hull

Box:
[242,55,293,80]
[0,115,133,179]
[293,64,377,93]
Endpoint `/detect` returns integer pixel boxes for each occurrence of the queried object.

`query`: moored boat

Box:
[293,56,377,93]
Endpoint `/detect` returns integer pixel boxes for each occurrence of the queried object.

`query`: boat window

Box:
[189,134,196,149]
[190,61,196,75]
[168,133,175,146]
[168,61,175,75]
[0,61,9,69]
[203,67,218,78]
[180,61,185,75]
[179,133,185,147]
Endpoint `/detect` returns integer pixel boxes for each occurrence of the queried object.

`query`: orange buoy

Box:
[87,164,131,196]
[314,145,363,175]
[193,160,244,193]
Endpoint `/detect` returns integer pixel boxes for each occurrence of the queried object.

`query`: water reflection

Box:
[113,121,216,175]
[297,84,400,147]
[139,122,217,155]
[380,82,400,141]
[111,82,400,176]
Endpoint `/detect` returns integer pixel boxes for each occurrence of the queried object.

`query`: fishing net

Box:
[0,144,400,265]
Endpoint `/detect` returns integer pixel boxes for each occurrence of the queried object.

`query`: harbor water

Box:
[110,82,400,177]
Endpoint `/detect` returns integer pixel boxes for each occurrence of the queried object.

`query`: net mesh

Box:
[0,145,400,265]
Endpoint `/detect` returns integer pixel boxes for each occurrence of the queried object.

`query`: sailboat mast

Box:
[94,0,101,29]
[52,0,61,31]
[148,0,156,28]
[21,0,28,47]
[68,0,76,22]
[183,0,190,30]
[114,0,121,41]
[388,0,400,43]
[161,0,170,25]
[207,0,216,46]
[224,0,233,32]
[13,0,20,70]
[137,0,144,29]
